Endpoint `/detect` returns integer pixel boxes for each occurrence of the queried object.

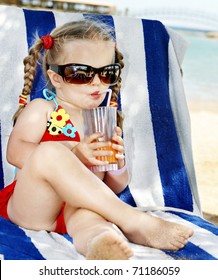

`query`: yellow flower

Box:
[51,108,70,127]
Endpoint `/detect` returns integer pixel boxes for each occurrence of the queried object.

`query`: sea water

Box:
[177,30,218,101]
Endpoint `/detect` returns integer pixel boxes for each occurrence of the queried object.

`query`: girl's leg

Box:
[8,142,193,251]
[64,205,133,260]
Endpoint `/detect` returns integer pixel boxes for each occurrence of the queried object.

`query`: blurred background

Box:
[1,0,218,223]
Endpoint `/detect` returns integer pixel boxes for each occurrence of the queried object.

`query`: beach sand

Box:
[187,100,218,225]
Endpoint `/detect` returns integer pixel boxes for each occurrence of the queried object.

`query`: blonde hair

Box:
[13,20,124,128]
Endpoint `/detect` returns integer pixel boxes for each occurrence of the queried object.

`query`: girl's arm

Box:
[6,99,51,169]
[103,159,129,194]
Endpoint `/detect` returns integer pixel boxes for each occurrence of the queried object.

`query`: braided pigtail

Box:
[13,38,44,125]
[111,47,124,129]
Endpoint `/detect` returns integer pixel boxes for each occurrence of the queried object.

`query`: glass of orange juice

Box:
[82,106,118,172]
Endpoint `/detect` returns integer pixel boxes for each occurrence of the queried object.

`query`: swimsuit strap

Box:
[43,88,58,110]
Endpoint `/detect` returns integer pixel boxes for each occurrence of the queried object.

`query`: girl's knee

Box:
[35,142,73,161]
[38,141,66,155]
[25,142,72,172]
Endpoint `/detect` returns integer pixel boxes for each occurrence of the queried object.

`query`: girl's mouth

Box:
[90,89,111,102]
[90,91,101,99]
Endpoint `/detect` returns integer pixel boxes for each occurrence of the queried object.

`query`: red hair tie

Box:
[110,100,118,107]
[41,34,53,49]
[19,94,28,107]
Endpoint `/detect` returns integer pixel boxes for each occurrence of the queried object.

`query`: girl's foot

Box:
[124,211,194,251]
[86,231,133,260]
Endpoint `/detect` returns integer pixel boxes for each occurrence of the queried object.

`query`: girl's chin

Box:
[85,103,102,110]
[86,96,106,109]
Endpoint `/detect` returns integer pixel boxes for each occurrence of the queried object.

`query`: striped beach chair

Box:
[0,4,217,260]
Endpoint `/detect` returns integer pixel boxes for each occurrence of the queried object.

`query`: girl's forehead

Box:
[60,39,115,65]
[63,39,115,52]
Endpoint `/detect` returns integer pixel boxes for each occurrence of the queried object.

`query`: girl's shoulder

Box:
[27,97,54,109]
[24,98,55,118]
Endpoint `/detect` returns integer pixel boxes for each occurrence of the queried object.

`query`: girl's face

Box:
[49,39,115,110]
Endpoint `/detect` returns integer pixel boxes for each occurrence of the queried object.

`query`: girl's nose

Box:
[90,74,101,85]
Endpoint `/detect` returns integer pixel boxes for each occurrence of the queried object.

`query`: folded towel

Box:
[1,210,218,260]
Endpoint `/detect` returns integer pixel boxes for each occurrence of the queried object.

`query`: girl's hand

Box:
[111,127,125,166]
[72,132,113,167]
[104,126,128,193]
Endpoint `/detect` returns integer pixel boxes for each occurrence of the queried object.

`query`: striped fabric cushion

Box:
[0,5,217,260]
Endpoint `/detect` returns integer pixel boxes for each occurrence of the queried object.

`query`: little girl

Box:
[0,19,193,259]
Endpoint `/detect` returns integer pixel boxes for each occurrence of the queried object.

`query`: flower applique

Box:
[47,108,70,136]
[46,107,79,139]
[62,124,77,138]
[40,89,80,142]
[47,120,63,136]
[51,108,70,127]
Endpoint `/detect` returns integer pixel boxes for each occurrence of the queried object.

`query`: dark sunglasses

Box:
[49,63,121,85]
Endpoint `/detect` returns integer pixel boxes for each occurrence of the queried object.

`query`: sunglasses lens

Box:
[63,65,93,85]
[100,65,120,85]
[57,64,121,85]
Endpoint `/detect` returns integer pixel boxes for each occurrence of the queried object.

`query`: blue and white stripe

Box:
[1,210,218,260]
[0,5,217,260]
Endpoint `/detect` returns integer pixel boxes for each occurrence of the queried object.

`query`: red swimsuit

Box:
[0,99,80,234]
[41,105,80,142]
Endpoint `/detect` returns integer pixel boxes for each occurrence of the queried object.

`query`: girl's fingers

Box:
[112,127,124,145]
[114,126,122,137]
[89,158,109,166]
[83,128,125,165]
[84,132,104,144]
[115,153,125,160]
[112,135,124,146]
[92,149,113,157]
[90,140,111,150]
[112,143,124,154]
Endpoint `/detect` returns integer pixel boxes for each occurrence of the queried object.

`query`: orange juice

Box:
[82,106,118,171]
[96,144,118,163]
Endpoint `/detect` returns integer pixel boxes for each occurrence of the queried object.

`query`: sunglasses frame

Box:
[49,63,121,86]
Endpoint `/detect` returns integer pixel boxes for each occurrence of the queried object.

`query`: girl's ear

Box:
[47,69,62,88]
